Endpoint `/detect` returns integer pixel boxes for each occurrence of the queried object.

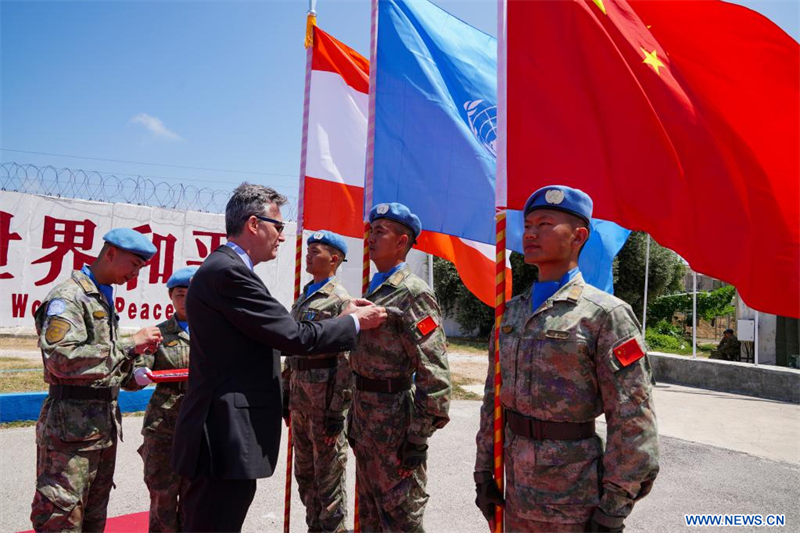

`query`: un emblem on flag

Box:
[464,100,497,157]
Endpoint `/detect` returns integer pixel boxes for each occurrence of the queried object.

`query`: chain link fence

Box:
[0,162,298,218]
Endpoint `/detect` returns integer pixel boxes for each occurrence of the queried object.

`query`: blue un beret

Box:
[307,230,348,257]
[103,228,157,261]
[523,185,593,225]
[369,202,422,239]
[167,266,199,289]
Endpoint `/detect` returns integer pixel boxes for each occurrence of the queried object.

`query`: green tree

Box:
[433,252,539,338]
[615,232,686,322]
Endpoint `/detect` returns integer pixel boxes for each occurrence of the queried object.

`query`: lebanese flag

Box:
[304,26,510,305]
[500,0,799,318]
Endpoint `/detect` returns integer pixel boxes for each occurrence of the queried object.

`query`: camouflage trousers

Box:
[352,439,429,533]
[504,433,603,527]
[30,442,117,533]
[138,432,188,532]
[504,511,588,532]
[292,410,348,533]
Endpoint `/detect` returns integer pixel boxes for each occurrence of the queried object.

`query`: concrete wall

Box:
[649,352,799,404]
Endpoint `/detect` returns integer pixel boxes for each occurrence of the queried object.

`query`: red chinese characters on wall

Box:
[32,217,97,286]
[0,211,22,279]
[126,224,178,291]
[187,230,227,266]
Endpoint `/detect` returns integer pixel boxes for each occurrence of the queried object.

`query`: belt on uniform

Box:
[506,409,595,441]
[354,372,412,394]
[49,384,119,401]
[292,357,338,371]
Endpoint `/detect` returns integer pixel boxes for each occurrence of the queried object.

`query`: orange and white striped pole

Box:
[286,7,317,533]
[493,209,506,533]
[353,221,370,533]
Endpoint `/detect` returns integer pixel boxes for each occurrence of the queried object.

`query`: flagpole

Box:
[493,210,506,533]
[354,2,380,531]
[285,6,317,533]
[642,234,651,334]
[494,1,508,531]
[692,270,697,359]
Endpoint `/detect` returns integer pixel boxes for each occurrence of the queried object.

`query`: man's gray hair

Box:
[225,183,287,237]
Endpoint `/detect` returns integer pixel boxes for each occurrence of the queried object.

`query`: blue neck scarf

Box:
[81,265,114,308]
[531,267,580,312]
[368,263,406,294]
[177,320,190,335]
[305,277,333,299]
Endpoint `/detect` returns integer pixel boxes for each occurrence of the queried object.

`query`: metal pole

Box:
[642,234,651,334]
[754,311,759,366]
[428,253,434,288]
[692,271,697,359]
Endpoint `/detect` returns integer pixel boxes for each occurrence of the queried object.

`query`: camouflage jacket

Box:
[33,269,138,451]
[348,264,450,445]
[475,273,659,519]
[282,279,353,416]
[131,315,190,436]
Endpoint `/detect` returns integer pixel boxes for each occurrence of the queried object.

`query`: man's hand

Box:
[398,438,428,478]
[133,367,154,386]
[323,413,345,445]
[474,473,504,526]
[352,303,387,330]
[133,326,162,355]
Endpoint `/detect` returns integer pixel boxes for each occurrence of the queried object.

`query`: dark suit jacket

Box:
[172,245,357,480]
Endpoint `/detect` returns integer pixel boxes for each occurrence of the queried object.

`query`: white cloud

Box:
[130,113,182,140]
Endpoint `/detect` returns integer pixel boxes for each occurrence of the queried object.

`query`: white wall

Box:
[0,191,428,334]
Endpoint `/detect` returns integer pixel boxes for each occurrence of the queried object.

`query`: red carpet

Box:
[20,511,148,532]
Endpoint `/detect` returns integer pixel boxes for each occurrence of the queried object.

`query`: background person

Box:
[30,228,162,532]
[710,328,741,361]
[474,186,659,533]
[283,230,353,533]
[130,266,198,532]
[171,183,387,532]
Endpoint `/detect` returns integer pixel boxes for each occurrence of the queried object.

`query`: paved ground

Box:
[2,384,799,533]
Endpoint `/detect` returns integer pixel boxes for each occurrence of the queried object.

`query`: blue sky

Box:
[2,0,798,215]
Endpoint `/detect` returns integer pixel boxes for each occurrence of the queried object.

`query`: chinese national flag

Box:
[504,0,799,318]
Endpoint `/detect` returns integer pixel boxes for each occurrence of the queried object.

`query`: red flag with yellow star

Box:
[500,0,800,318]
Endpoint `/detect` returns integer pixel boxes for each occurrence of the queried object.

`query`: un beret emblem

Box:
[545,189,565,204]
[313,231,324,240]
[377,204,389,215]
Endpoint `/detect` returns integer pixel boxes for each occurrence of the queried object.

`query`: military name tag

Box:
[45,318,71,344]
[92,310,107,320]
[545,329,570,340]
[501,325,514,334]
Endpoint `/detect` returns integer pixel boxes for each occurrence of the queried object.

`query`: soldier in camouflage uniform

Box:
[475,186,659,533]
[282,230,352,533]
[348,203,451,532]
[129,266,198,532]
[30,228,163,533]
[710,329,741,361]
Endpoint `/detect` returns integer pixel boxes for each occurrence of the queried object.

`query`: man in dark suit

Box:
[172,183,386,532]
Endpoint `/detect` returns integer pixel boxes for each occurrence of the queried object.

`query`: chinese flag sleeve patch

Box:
[416,315,438,337]
[613,337,645,367]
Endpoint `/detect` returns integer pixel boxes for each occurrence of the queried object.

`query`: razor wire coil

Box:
[0,162,298,219]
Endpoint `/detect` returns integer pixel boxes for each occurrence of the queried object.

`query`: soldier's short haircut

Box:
[226,183,287,237]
